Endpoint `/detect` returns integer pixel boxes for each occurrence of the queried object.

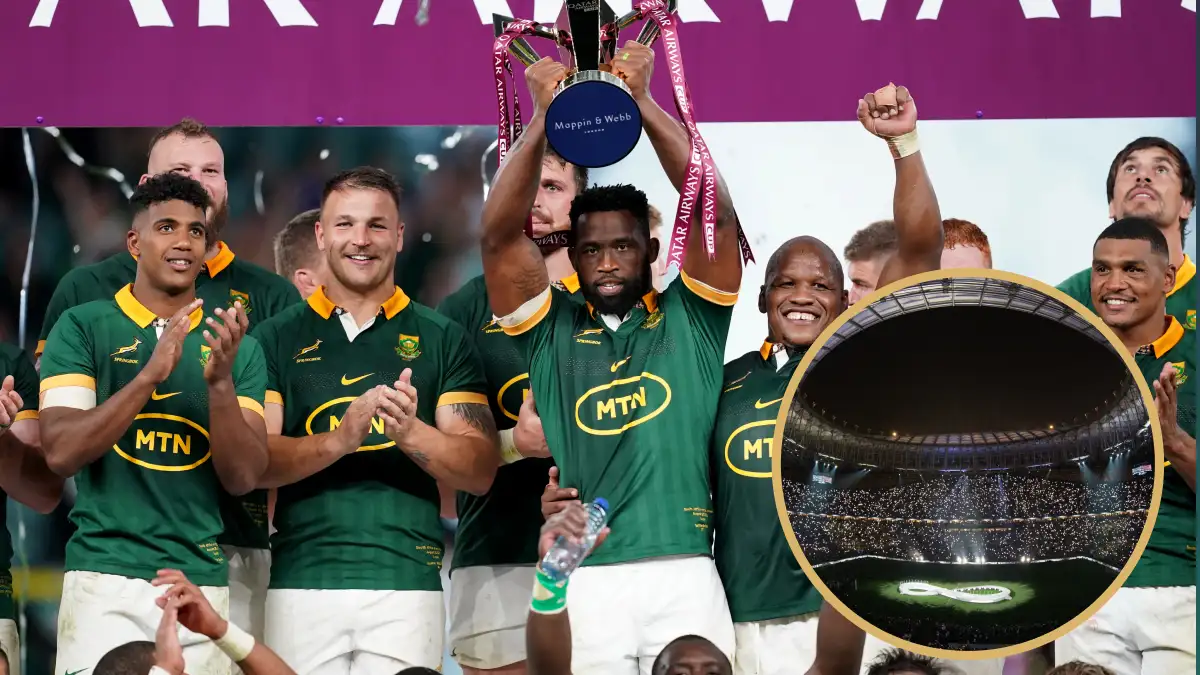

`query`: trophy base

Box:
[544,70,642,169]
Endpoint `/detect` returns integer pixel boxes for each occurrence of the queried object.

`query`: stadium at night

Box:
[781,277,1156,651]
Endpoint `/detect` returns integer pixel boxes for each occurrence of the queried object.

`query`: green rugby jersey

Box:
[712,342,822,623]
[0,344,39,619]
[1126,316,1196,588]
[1057,254,1196,331]
[256,286,489,591]
[37,243,301,551]
[503,271,737,566]
[438,273,581,571]
[39,284,268,586]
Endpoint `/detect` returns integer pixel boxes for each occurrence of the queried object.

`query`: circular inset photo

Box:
[771,270,1164,659]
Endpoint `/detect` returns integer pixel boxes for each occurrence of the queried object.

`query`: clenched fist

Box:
[611,41,655,101]
[526,57,570,115]
[857,83,917,139]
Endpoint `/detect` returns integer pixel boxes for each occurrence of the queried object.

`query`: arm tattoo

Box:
[450,403,499,443]
[410,450,430,467]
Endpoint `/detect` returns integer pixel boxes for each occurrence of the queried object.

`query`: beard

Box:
[582,260,653,318]
[207,198,230,241]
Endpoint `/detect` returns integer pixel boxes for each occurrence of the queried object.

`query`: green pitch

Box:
[818,557,1117,648]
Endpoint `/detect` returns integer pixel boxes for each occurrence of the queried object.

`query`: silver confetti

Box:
[41,127,134,198]
[253,170,266,216]
[414,154,440,172]
[415,0,430,25]
[480,138,499,201]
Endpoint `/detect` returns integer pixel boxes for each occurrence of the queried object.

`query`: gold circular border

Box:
[769,267,1166,662]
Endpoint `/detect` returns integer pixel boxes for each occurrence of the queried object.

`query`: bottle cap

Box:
[594,497,609,511]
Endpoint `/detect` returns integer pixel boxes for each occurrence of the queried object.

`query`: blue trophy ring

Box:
[544,70,643,169]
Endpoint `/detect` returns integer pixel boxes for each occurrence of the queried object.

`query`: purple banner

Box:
[0,0,1194,127]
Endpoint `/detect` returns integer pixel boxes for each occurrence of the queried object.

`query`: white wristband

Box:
[499,428,525,465]
[214,622,256,663]
[886,129,920,160]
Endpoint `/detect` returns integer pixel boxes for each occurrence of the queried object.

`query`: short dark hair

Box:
[274,209,322,278]
[1096,217,1170,262]
[1106,137,1195,241]
[651,635,730,674]
[130,173,212,236]
[1046,663,1117,675]
[393,669,440,675]
[322,166,403,214]
[865,648,944,675]
[844,220,898,262]
[148,118,217,158]
[95,641,155,675]
[569,184,651,242]
[546,146,589,195]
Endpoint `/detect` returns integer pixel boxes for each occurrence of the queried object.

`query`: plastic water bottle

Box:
[540,498,609,583]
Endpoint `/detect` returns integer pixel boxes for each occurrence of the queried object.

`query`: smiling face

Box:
[316,187,403,295]
[1090,237,1173,331]
[762,239,848,349]
[128,200,208,295]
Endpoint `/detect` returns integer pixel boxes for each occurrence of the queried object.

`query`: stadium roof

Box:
[792,276,1134,439]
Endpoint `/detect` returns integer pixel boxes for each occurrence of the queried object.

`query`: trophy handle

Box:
[493,14,560,67]
[631,0,678,46]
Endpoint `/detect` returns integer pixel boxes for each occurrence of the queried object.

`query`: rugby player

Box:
[524,503,733,675]
[438,147,587,675]
[0,344,64,675]
[1057,138,1195,330]
[273,209,327,300]
[36,119,301,643]
[845,217,990,303]
[39,173,270,675]
[482,43,746,670]
[1056,218,1196,674]
[713,84,944,675]
[253,167,499,674]
[843,220,897,305]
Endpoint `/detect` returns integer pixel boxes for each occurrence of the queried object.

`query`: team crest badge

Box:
[1186,310,1195,330]
[1171,361,1188,386]
[230,290,252,315]
[641,309,664,330]
[200,345,212,368]
[396,334,422,360]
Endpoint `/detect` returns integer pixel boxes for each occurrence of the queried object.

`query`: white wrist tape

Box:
[499,428,525,464]
[886,129,920,160]
[214,622,256,663]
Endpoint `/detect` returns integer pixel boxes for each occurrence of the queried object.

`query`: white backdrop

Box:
[591,117,1198,362]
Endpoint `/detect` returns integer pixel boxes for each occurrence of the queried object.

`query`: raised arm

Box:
[378,369,499,496]
[860,85,944,290]
[40,301,199,477]
[613,41,741,293]
[481,58,568,318]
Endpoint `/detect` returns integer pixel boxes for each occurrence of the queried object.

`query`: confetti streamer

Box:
[40,127,134,198]
[253,170,266,216]
[416,0,430,25]
[480,137,499,201]
[16,128,38,675]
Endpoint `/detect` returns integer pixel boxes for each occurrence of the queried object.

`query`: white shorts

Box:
[733,613,819,675]
[860,631,1004,675]
[55,571,230,675]
[222,546,270,642]
[264,588,444,675]
[448,565,536,670]
[566,555,735,675]
[0,618,20,675]
[1056,585,1196,675]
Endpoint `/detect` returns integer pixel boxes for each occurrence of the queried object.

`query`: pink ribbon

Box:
[493,20,538,240]
[636,1,754,269]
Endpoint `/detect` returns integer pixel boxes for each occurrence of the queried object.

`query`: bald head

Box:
[767,236,843,290]
[652,635,731,675]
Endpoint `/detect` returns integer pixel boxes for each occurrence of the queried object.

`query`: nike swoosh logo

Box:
[342,373,374,386]
[611,357,631,373]
[755,397,783,409]
[66,669,90,675]
[150,391,180,401]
